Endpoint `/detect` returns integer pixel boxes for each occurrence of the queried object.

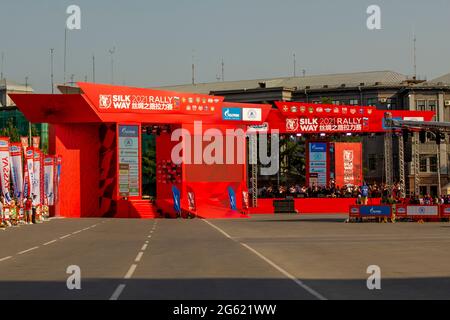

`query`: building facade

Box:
[158,70,450,196]
[0,79,48,150]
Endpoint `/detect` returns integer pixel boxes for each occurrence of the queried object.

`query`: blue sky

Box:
[1,0,449,92]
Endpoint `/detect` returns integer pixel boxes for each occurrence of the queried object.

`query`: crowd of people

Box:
[0,195,49,229]
[257,181,398,199]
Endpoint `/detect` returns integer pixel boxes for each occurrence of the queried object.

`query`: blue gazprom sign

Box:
[222,107,242,121]
[359,206,391,216]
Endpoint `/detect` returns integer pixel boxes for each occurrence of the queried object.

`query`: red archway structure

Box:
[10,83,435,218]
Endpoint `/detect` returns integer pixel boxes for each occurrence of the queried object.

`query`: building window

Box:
[428,100,437,120]
[332,100,340,105]
[419,155,438,172]
[349,99,359,105]
[419,155,427,172]
[430,186,438,197]
[368,154,376,171]
[416,100,426,111]
[429,155,438,172]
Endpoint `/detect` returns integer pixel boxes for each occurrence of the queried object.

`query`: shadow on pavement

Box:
[1,277,450,300]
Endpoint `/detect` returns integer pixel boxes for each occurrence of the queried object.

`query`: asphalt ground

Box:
[0,214,449,300]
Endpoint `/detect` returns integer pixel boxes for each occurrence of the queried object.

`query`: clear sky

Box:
[1,0,449,93]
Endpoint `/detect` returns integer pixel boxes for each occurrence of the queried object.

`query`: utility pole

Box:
[109,47,116,84]
[64,27,67,85]
[25,76,32,145]
[293,53,296,77]
[92,54,96,83]
[50,49,54,94]
[413,32,417,78]
[0,52,4,80]
[191,51,195,85]
[221,58,224,82]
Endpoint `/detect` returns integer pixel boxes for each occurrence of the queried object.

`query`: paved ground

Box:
[0,214,450,300]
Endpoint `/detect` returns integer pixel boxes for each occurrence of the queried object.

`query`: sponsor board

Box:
[406,205,439,216]
[222,107,242,121]
[242,108,262,121]
[359,206,391,217]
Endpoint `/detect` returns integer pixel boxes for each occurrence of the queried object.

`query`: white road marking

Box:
[203,220,327,301]
[135,252,144,262]
[147,235,152,238]
[110,284,126,300]
[60,234,71,239]
[240,243,327,300]
[72,230,82,235]
[141,244,148,251]
[124,264,137,279]
[18,246,39,255]
[43,240,57,246]
[0,256,12,262]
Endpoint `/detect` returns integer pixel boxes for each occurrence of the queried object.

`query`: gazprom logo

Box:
[222,107,242,121]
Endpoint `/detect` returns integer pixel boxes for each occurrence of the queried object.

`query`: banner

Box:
[55,156,62,204]
[20,136,29,148]
[307,142,328,187]
[334,142,363,187]
[227,186,237,211]
[9,143,23,201]
[187,191,196,212]
[44,156,55,205]
[32,136,40,149]
[33,149,41,206]
[0,138,11,203]
[24,147,34,199]
[242,190,249,209]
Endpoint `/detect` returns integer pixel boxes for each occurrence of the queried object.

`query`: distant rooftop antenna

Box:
[92,54,96,83]
[221,58,224,82]
[413,30,417,79]
[191,50,195,85]
[293,53,296,77]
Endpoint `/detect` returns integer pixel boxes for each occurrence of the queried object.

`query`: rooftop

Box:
[155,70,410,94]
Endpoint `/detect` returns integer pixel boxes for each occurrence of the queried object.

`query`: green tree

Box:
[0,118,20,142]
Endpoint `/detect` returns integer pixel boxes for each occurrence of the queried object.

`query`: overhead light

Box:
[346,133,352,136]
[296,133,302,137]
[320,133,326,137]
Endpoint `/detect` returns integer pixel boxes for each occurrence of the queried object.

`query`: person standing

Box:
[25,197,32,225]
[361,182,369,205]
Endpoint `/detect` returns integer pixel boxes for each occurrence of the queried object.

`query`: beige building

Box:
[158,70,450,196]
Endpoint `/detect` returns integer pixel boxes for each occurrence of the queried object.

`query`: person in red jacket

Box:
[25,197,32,225]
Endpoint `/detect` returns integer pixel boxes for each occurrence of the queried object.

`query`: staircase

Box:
[129,200,159,219]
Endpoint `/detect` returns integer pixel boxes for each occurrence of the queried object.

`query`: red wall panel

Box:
[50,124,101,217]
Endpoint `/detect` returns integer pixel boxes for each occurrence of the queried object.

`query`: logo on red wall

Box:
[99,95,112,109]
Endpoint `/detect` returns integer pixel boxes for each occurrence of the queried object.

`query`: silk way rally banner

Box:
[24,147,34,199]
[55,156,62,204]
[44,156,55,206]
[33,149,42,206]
[0,138,11,202]
[9,143,23,201]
